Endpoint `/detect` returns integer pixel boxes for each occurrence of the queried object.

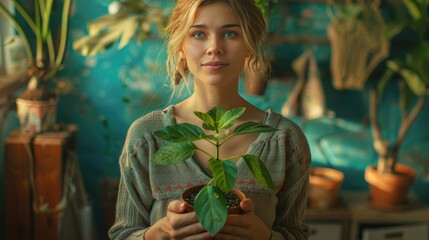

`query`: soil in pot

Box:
[309,167,344,209]
[182,184,245,214]
[364,163,415,211]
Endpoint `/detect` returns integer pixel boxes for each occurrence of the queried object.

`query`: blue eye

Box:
[224,31,236,38]
[192,32,205,39]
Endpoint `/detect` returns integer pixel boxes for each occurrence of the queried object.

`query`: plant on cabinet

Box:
[309,167,344,209]
[364,0,429,210]
[151,106,277,235]
[0,0,72,133]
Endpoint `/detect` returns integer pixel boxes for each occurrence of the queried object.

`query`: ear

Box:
[179,51,185,59]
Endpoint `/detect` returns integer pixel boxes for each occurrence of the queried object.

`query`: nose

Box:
[206,36,224,55]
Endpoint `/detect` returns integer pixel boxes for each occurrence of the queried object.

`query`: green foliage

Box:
[194,185,227,236]
[378,0,429,102]
[0,0,71,86]
[152,106,277,235]
[209,159,237,192]
[73,0,168,56]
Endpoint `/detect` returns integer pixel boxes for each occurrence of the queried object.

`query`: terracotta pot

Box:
[181,184,245,214]
[16,98,58,134]
[309,167,344,209]
[364,164,415,210]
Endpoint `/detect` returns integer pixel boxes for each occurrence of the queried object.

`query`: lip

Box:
[202,61,228,70]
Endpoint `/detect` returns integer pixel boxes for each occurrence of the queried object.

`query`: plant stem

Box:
[391,96,426,165]
[12,0,37,33]
[56,0,72,66]
[35,0,43,65]
[369,82,389,172]
[223,155,243,161]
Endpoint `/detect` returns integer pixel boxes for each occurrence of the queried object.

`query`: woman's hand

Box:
[145,200,212,240]
[214,198,271,240]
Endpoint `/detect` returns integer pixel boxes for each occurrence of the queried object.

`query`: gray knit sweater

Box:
[108,105,311,240]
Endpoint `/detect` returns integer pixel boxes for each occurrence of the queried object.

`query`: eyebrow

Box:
[190,23,241,29]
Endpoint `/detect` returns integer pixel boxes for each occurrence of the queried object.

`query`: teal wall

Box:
[1,0,428,239]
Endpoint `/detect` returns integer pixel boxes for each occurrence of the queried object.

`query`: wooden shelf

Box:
[306,192,429,240]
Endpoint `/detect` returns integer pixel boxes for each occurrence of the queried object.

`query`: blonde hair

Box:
[165,0,271,88]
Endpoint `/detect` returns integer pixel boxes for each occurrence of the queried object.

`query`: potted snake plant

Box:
[0,0,72,133]
[151,106,277,235]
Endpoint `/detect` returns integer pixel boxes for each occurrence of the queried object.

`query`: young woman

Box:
[109,0,311,239]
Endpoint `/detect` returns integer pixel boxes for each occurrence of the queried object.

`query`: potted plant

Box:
[0,0,72,133]
[72,0,167,57]
[309,167,344,209]
[364,0,429,210]
[151,106,277,235]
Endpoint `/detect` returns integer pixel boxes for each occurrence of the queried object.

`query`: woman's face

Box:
[181,1,249,87]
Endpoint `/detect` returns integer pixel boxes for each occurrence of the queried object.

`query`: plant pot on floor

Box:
[309,167,344,209]
[181,184,246,214]
[16,97,58,134]
[364,163,415,211]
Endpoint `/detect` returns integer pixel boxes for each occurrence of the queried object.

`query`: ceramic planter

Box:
[16,98,58,133]
[364,163,415,211]
[309,167,344,209]
[181,184,245,214]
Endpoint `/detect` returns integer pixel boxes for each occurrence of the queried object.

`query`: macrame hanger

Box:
[327,0,388,90]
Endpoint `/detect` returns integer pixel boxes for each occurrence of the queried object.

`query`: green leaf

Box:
[194,110,217,131]
[385,23,405,40]
[213,129,230,141]
[151,142,196,165]
[209,159,238,192]
[218,107,246,131]
[154,123,205,142]
[403,0,422,20]
[233,122,277,136]
[242,154,275,190]
[400,69,426,96]
[194,185,227,236]
[386,60,402,72]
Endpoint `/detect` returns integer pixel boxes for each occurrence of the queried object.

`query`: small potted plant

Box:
[364,0,429,210]
[0,0,72,133]
[151,106,277,235]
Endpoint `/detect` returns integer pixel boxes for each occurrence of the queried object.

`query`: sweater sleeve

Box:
[108,120,155,240]
[271,121,312,240]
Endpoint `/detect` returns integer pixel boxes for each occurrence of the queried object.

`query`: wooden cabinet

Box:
[306,192,429,240]
[4,126,82,240]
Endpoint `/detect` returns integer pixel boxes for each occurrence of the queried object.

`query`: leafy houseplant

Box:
[364,0,429,209]
[151,106,277,235]
[0,0,71,100]
[0,0,72,132]
[73,0,167,57]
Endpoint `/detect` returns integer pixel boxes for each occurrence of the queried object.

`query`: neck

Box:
[187,81,247,112]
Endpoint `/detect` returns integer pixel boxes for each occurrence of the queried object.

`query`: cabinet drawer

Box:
[309,223,343,240]
[362,224,429,240]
